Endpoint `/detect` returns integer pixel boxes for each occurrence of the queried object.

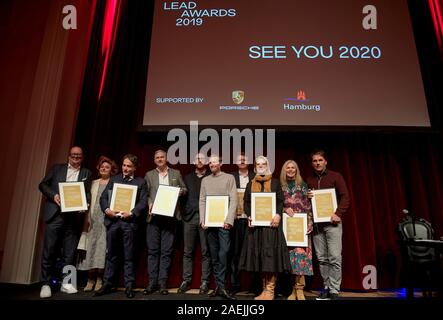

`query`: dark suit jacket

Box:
[182,170,210,222]
[144,168,187,221]
[230,170,256,189]
[39,164,92,222]
[100,174,148,227]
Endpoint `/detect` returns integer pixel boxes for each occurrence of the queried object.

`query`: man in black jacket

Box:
[95,154,148,298]
[177,153,211,295]
[38,146,92,298]
[229,153,256,294]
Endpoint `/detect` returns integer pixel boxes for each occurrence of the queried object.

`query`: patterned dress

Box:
[78,182,107,270]
[283,180,313,276]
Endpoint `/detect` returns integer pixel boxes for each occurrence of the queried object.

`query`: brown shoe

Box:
[287,289,296,300]
[295,276,306,300]
[296,289,306,300]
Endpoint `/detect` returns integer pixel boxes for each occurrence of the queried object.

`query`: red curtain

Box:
[429,0,443,59]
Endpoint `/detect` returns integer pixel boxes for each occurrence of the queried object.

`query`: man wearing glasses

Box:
[38,146,92,298]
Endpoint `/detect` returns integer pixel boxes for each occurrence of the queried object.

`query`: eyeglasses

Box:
[70,153,83,158]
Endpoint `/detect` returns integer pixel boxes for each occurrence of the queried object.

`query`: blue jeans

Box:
[207,228,230,289]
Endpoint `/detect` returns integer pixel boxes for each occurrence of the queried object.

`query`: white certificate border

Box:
[110,183,137,213]
[251,192,276,227]
[283,213,308,247]
[204,195,229,227]
[312,188,338,223]
[59,182,88,212]
[151,184,180,217]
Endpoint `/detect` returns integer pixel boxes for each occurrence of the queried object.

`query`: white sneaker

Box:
[61,283,78,294]
[40,285,52,298]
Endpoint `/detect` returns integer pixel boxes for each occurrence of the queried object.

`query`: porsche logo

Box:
[232,90,245,104]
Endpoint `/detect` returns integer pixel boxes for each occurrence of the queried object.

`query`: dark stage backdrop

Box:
[75,0,443,291]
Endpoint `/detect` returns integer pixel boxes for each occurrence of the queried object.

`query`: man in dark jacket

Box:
[38,146,92,298]
[95,154,148,298]
[306,149,350,300]
[177,153,211,295]
[229,153,256,294]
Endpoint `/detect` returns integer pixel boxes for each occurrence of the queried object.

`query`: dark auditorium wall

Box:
[72,0,443,290]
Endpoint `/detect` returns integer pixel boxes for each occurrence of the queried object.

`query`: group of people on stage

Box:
[38,146,350,300]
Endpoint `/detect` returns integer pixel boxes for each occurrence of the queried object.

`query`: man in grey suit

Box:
[143,150,187,295]
[38,146,92,298]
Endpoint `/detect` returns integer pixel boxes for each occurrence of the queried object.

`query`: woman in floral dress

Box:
[280,160,313,300]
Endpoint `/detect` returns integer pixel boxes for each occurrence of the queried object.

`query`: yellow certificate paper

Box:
[312,188,338,223]
[110,183,137,213]
[251,192,276,226]
[205,195,229,227]
[59,182,88,212]
[283,213,308,247]
[236,188,245,216]
[151,185,180,217]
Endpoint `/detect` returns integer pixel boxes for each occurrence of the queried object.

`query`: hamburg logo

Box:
[232,90,245,104]
[283,89,320,112]
[285,90,309,102]
[297,90,306,101]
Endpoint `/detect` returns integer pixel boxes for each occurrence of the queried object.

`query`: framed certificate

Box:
[110,183,137,213]
[204,195,229,227]
[236,188,245,216]
[311,188,338,223]
[251,192,276,226]
[59,182,88,212]
[151,185,180,217]
[283,213,308,247]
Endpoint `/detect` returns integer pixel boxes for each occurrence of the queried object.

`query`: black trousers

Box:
[182,214,211,283]
[103,220,137,289]
[41,213,81,284]
[229,218,248,288]
[146,216,176,288]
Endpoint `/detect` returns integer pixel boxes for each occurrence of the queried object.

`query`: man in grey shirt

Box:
[200,155,237,300]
